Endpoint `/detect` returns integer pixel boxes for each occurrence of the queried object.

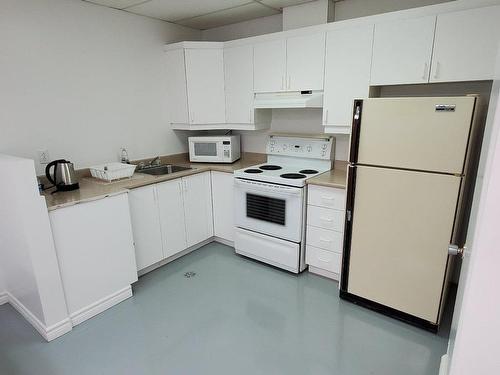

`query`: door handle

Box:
[281,75,285,90]
[433,61,441,80]
[320,217,333,222]
[288,75,291,90]
[324,109,328,125]
[422,62,428,81]
[319,237,332,243]
[448,244,465,258]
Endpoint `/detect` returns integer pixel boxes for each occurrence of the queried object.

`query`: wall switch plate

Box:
[38,150,50,164]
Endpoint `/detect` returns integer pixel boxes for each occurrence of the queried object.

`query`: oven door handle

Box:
[234,178,302,196]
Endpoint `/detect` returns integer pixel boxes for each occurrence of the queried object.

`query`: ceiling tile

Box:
[176,2,279,29]
[258,0,311,10]
[125,0,251,22]
[85,0,145,9]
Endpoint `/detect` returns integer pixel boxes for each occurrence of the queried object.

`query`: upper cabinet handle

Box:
[281,75,285,90]
[434,61,441,80]
[422,62,428,81]
[324,109,329,125]
[288,75,291,90]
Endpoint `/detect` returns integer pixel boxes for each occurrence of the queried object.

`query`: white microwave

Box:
[188,135,241,163]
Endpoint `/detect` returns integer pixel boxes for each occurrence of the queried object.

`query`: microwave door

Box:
[190,141,222,162]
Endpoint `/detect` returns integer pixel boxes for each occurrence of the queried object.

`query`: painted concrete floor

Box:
[0,243,450,375]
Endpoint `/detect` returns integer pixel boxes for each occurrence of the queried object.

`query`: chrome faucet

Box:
[148,156,161,167]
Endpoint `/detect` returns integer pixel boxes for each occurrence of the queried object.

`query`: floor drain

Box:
[184,271,196,278]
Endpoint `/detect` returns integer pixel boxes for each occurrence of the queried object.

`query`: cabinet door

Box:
[156,179,187,258]
[185,48,226,124]
[183,172,214,247]
[370,16,436,85]
[165,49,189,124]
[211,171,235,242]
[323,25,373,132]
[430,6,500,83]
[224,45,254,124]
[286,33,326,91]
[129,185,164,271]
[254,39,287,93]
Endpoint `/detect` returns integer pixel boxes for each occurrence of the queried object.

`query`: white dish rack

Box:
[89,163,136,182]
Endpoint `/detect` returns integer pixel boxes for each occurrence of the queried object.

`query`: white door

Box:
[356,97,476,174]
[185,48,226,124]
[211,171,235,242]
[286,33,326,91]
[430,6,500,83]
[164,49,189,124]
[370,16,436,85]
[323,24,374,132]
[224,45,254,124]
[253,39,287,93]
[347,166,461,323]
[183,172,214,247]
[128,185,164,271]
[156,179,187,258]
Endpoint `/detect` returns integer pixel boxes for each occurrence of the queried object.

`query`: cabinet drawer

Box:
[307,205,344,232]
[306,245,341,274]
[306,225,343,252]
[308,185,346,209]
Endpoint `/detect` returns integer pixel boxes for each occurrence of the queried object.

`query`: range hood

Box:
[254,91,323,109]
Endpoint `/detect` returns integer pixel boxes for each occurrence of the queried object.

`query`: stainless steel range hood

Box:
[254,91,323,109]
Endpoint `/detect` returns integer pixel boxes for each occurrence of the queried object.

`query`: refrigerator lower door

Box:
[344,165,461,324]
[354,96,475,174]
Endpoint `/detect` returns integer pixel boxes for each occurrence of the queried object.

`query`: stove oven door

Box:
[234,178,304,242]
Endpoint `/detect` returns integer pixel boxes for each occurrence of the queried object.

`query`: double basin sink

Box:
[137,164,192,176]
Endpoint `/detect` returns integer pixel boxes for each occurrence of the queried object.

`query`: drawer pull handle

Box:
[319,237,332,243]
[318,256,331,263]
[320,217,333,222]
[321,196,334,200]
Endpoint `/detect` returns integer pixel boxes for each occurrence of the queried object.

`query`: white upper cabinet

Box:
[182,172,214,247]
[323,24,374,134]
[370,16,436,85]
[165,42,225,127]
[254,33,326,92]
[286,33,326,91]
[156,179,187,259]
[430,6,500,83]
[128,185,164,271]
[224,45,254,124]
[254,39,287,93]
[185,48,226,124]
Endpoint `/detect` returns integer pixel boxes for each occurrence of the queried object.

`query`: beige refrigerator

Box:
[340,96,481,332]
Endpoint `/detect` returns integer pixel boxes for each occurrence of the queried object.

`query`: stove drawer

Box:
[306,245,341,274]
[308,185,346,210]
[306,225,343,252]
[307,206,345,232]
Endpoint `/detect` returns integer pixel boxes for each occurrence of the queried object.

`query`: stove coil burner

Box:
[280,173,307,179]
[259,165,282,171]
[299,169,319,175]
[244,169,263,173]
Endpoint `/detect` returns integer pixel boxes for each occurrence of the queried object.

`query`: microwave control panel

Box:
[266,135,334,160]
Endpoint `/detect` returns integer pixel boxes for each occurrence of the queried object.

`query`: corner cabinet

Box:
[323,24,374,134]
[165,42,226,128]
[253,32,325,93]
[129,172,214,272]
[430,6,500,83]
[211,171,235,242]
[370,16,436,86]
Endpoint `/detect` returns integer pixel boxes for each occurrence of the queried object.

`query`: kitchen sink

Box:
[137,164,192,176]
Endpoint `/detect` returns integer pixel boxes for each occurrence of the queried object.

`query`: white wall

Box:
[201,13,282,42]
[237,109,349,160]
[0,0,200,174]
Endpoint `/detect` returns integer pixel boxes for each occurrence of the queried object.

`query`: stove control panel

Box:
[266,135,334,160]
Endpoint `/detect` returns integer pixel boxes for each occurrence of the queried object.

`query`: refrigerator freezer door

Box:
[356,97,475,174]
[346,166,461,323]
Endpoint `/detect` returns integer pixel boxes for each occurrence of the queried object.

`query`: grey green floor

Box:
[0,243,450,375]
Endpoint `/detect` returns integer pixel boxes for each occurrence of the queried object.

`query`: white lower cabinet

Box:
[129,172,214,272]
[211,171,235,242]
[49,193,138,325]
[128,185,164,270]
[306,185,347,281]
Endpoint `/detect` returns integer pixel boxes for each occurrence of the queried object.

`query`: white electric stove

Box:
[233,134,335,273]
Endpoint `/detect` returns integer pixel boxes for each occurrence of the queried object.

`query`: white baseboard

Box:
[308,266,340,281]
[0,292,8,305]
[213,237,234,247]
[7,292,72,342]
[70,286,132,326]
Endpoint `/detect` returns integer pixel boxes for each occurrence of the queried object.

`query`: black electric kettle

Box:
[45,159,80,191]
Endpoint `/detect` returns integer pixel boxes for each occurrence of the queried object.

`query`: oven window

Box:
[246,193,286,225]
[194,142,217,156]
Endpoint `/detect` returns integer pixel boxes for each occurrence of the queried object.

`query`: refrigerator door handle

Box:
[349,100,363,163]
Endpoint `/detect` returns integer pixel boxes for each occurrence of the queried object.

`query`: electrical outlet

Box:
[38,150,50,164]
